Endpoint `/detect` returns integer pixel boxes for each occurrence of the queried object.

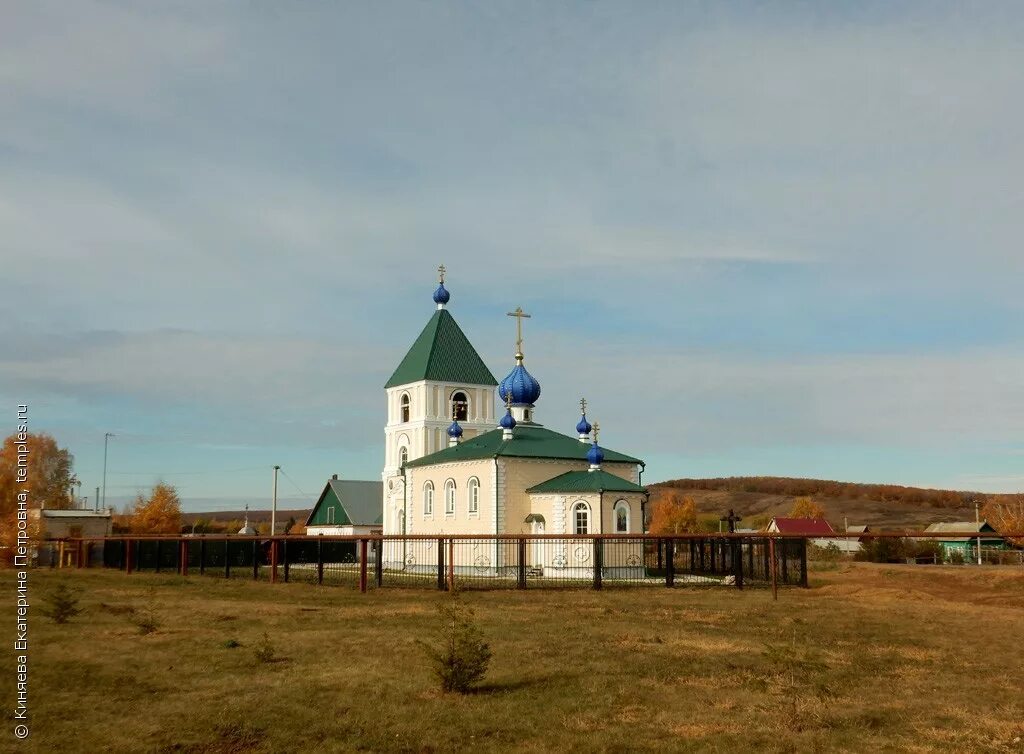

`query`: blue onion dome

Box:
[576,413,592,435]
[587,440,604,467]
[498,356,541,406]
[499,407,517,430]
[447,419,463,438]
[433,281,450,305]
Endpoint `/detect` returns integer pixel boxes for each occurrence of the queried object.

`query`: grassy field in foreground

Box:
[8,564,1024,753]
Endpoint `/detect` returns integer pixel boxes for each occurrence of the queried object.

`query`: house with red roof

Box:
[765,517,835,536]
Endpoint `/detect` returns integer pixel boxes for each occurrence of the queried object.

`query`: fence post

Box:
[799,538,808,588]
[763,537,770,581]
[180,540,188,577]
[125,540,133,575]
[317,537,324,585]
[374,539,383,587]
[517,538,527,589]
[593,537,602,590]
[665,538,675,587]
[769,537,778,601]
[270,539,279,584]
[252,539,259,581]
[200,539,206,576]
[437,538,446,591]
[657,538,663,571]
[154,540,161,573]
[780,539,789,583]
[447,538,455,592]
[733,537,743,590]
[225,542,231,579]
[283,539,290,583]
[359,539,368,593]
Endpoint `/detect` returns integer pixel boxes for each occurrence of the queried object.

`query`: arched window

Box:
[573,501,590,535]
[468,477,480,514]
[451,391,469,422]
[444,479,456,516]
[400,393,411,423]
[398,446,408,467]
[614,500,630,533]
[396,508,406,534]
[423,481,434,516]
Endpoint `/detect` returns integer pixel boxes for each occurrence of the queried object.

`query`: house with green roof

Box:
[305,476,384,536]
[380,267,648,579]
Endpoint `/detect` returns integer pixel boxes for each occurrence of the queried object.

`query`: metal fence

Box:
[40,534,809,593]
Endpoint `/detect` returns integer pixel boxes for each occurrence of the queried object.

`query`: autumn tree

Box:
[648,490,699,534]
[127,482,182,534]
[982,495,1024,546]
[0,432,77,557]
[788,496,826,520]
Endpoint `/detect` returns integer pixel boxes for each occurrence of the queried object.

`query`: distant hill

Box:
[650,477,1017,530]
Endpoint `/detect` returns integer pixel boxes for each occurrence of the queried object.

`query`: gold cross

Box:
[505,389,513,410]
[437,264,446,284]
[593,422,600,444]
[506,306,531,355]
[579,397,587,414]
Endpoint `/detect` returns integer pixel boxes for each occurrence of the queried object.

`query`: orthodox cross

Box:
[506,306,531,356]
[437,264,446,284]
[592,421,600,444]
[579,397,587,415]
[720,508,742,533]
[504,388,513,410]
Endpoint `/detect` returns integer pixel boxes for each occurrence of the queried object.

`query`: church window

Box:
[444,479,456,516]
[399,446,408,467]
[451,391,469,421]
[614,500,630,533]
[573,501,590,535]
[423,482,434,516]
[468,477,480,514]
[400,393,411,423]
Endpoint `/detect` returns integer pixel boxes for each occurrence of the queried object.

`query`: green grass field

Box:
[9,564,1024,753]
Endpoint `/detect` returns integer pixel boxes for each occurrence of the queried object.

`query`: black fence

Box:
[46,534,808,592]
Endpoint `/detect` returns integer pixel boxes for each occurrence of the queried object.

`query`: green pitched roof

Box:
[527,469,647,495]
[406,424,643,468]
[305,479,383,527]
[385,309,498,388]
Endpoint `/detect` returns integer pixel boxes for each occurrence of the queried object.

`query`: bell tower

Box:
[382,267,498,533]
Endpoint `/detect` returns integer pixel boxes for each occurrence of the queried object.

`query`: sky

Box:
[1,1,1022,512]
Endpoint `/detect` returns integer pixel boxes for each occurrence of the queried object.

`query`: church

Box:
[379,267,649,577]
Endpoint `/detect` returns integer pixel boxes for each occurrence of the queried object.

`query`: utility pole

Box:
[272,465,281,536]
[975,501,982,566]
[102,433,115,511]
[95,486,100,513]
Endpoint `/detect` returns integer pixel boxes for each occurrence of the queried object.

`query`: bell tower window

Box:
[400,393,411,423]
[451,391,469,422]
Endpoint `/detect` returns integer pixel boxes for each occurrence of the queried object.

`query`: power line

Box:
[278,468,312,502]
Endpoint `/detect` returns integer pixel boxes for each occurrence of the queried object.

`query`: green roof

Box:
[527,469,647,495]
[406,424,643,467]
[305,479,383,527]
[385,309,498,388]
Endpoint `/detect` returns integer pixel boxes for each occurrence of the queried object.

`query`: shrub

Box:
[418,592,491,693]
[42,583,82,624]
[253,631,276,663]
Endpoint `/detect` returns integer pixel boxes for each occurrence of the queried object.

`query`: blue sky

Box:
[2,2,1022,512]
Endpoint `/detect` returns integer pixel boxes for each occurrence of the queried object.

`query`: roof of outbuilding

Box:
[385,309,498,388]
[305,479,383,527]
[405,424,643,468]
[527,469,647,495]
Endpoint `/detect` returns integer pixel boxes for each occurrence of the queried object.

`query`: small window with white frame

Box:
[327,506,335,525]
[614,500,630,533]
[468,477,480,514]
[400,393,411,423]
[444,479,456,516]
[423,481,434,516]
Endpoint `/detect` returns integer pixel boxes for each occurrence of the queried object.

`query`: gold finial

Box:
[593,422,600,444]
[579,397,587,414]
[437,264,446,284]
[506,306,531,360]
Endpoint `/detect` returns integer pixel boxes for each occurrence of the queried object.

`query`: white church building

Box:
[380,268,649,578]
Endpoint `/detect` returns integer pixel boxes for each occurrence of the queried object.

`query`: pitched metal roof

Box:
[923,521,1000,541]
[385,309,498,388]
[527,469,647,495]
[305,479,383,527]
[767,517,836,536]
[405,424,643,468]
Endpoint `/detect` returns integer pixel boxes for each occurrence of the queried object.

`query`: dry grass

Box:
[8,564,1024,753]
